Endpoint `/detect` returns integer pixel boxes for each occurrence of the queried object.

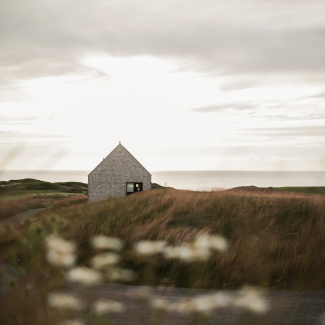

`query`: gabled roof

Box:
[88,143,152,176]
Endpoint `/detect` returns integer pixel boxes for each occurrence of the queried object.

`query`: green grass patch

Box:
[276,186,325,195]
[25,181,60,190]
[151,182,165,189]
[0,178,88,201]
[0,190,80,201]
[54,181,88,188]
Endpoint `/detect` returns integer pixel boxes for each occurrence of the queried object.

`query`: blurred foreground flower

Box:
[91,235,124,251]
[151,293,231,314]
[46,235,76,267]
[234,286,269,313]
[134,235,228,262]
[135,240,167,255]
[194,234,229,253]
[192,295,221,312]
[93,299,124,313]
[150,298,169,310]
[66,267,102,285]
[91,252,120,269]
[150,289,268,315]
[48,292,83,310]
[163,244,211,262]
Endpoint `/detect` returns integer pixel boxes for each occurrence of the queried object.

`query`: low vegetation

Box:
[1,185,324,324]
[1,187,325,290]
[277,186,325,195]
[0,178,88,201]
[0,196,50,221]
[0,178,88,221]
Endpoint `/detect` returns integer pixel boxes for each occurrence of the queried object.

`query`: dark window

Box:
[126,182,143,195]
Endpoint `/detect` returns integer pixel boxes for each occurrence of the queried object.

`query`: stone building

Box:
[88,143,152,202]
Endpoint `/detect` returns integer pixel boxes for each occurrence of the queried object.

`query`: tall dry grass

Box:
[0,195,87,222]
[0,188,324,325]
[32,188,325,290]
[0,196,49,221]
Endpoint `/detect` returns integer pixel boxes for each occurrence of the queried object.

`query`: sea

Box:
[0,170,324,191]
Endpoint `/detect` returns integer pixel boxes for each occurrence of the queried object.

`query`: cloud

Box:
[245,126,325,137]
[0,129,74,144]
[189,103,257,113]
[302,91,325,99]
[148,145,325,157]
[0,116,41,125]
[0,86,31,103]
[219,79,261,91]
[263,113,325,121]
[0,130,18,137]
[1,0,325,90]
[189,96,325,121]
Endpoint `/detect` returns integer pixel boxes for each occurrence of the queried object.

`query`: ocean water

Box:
[152,171,325,190]
[0,170,324,190]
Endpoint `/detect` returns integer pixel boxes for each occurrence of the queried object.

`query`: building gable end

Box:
[88,144,151,176]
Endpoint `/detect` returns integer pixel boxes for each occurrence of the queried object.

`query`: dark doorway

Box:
[126,182,143,196]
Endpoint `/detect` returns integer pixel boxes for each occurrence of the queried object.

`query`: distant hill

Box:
[0,178,88,200]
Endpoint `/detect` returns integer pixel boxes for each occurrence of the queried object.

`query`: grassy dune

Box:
[1,187,325,325]
[3,187,322,290]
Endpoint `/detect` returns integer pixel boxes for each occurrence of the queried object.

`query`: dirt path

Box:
[0,208,45,227]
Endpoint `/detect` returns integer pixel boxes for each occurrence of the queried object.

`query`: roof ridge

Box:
[88,143,151,176]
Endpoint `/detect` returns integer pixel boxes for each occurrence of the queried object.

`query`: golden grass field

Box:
[2,187,325,289]
[0,186,325,324]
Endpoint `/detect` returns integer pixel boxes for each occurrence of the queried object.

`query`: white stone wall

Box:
[88,144,152,202]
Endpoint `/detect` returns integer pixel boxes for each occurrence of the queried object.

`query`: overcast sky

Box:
[1,0,325,171]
